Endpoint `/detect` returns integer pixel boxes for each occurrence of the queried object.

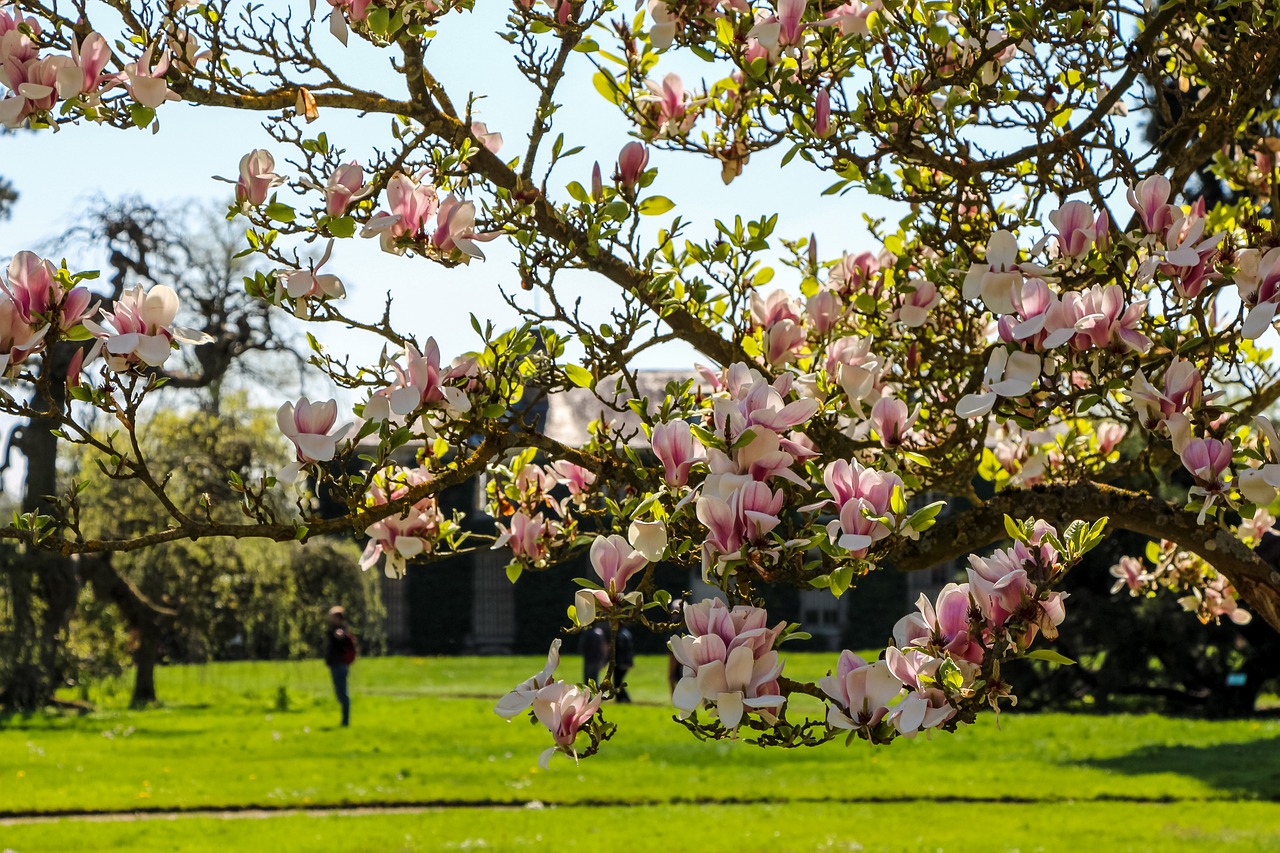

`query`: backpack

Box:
[341,631,358,665]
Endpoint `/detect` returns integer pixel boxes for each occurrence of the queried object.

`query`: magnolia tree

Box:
[4,0,1280,760]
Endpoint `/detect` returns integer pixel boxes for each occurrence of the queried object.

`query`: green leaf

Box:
[1023,649,1076,666]
[1004,515,1025,543]
[592,70,621,105]
[564,364,594,388]
[638,196,675,216]
[129,104,155,128]
[265,203,296,223]
[327,216,356,238]
[505,563,523,584]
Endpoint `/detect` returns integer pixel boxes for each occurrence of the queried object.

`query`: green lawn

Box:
[1,655,1278,851]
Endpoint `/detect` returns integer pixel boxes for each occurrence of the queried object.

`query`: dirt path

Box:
[5,793,1270,826]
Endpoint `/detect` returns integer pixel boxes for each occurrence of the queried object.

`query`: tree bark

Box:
[884,481,1280,633]
[78,555,175,707]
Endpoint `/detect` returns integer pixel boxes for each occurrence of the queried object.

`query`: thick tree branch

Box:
[884,481,1280,632]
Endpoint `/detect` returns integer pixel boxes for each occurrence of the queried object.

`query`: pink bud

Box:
[617,142,649,189]
[814,89,831,138]
[591,162,603,201]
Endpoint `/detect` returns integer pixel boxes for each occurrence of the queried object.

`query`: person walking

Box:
[582,624,609,686]
[324,606,356,727]
[614,624,635,703]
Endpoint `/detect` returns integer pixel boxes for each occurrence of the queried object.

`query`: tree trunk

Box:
[131,625,162,708]
[78,555,175,707]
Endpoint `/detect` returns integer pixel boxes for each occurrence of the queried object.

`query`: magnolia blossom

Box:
[83,283,211,371]
[955,348,1041,418]
[897,279,939,327]
[1110,556,1151,595]
[532,681,601,768]
[749,0,808,61]
[963,230,1025,315]
[431,193,493,262]
[363,172,439,252]
[893,583,985,664]
[114,47,179,109]
[228,149,283,208]
[616,141,649,189]
[495,640,561,718]
[590,534,648,595]
[1049,201,1099,259]
[819,652,901,732]
[883,647,959,735]
[1180,436,1233,522]
[495,510,552,565]
[641,73,699,138]
[276,240,345,313]
[276,396,352,483]
[323,162,372,217]
[869,396,919,449]
[366,338,472,422]
[359,466,443,579]
[0,296,46,376]
[651,419,703,486]
[1239,247,1280,339]
[55,31,111,99]
[822,458,903,557]
[1127,176,1178,235]
[828,251,880,296]
[669,599,786,730]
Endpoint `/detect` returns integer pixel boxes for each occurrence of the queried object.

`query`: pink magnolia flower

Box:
[0,296,46,376]
[1129,358,1202,430]
[431,193,493,263]
[276,240,345,314]
[495,510,552,564]
[749,0,808,61]
[1240,247,1280,339]
[362,172,439,252]
[806,288,843,333]
[669,599,786,729]
[1109,555,1150,595]
[641,72,699,138]
[896,278,939,327]
[532,681,601,767]
[233,149,283,208]
[359,466,442,579]
[829,251,880,296]
[628,519,668,563]
[1077,284,1151,353]
[883,647,958,735]
[1049,200,1098,259]
[824,1,878,35]
[3,251,57,323]
[366,337,472,422]
[814,88,831,138]
[54,31,111,99]
[869,396,919,449]
[963,230,1025,314]
[276,396,352,482]
[0,54,63,126]
[494,639,562,718]
[589,534,648,595]
[616,141,649,189]
[471,120,503,153]
[819,653,902,732]
[1180,436,1232,493]
[1096,422,1127,456]
[893,584,984,664]
[822,458,903,557]
[548,460,596,506]
[1127,175,1178,235]
[114,47,179,109]
[650,419,703,486]
[955,347,1042,418]
[323,162,372,217]
[82,283,211,371]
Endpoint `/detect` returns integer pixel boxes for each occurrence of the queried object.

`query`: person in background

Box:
[324,606,356,727]
[614,624,635,703]
[582,623,609,687]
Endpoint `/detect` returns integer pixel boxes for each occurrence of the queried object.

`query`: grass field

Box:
[1,655,1278,852]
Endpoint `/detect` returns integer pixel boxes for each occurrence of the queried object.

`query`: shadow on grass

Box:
[1079,735,1280,798]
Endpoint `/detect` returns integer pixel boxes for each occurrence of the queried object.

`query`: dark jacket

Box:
[325,626,350,667]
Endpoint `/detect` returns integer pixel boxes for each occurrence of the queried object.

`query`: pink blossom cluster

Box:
[359,465,444,579]
[494,640,602,768]
[820,457,904,558]
[0,10,181,128]
[572,531,657,625]
[692,363,819,577]
[493,457,600,568]
[362,172,493,262]
[83,282,211,371]
[365,337,476,425]
[669,598,786,730]
[0,252,93,376]
[1116,540,1255,626]
[819,648,955,739]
